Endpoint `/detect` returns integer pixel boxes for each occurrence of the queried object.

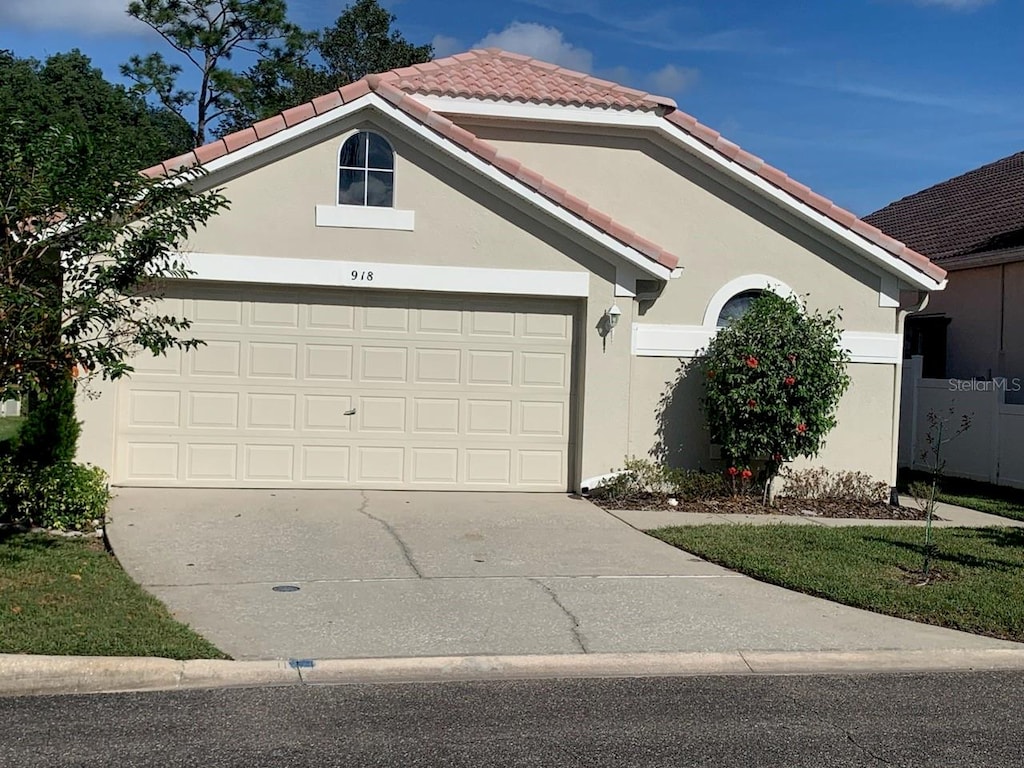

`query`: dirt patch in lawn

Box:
[592,494,932,520]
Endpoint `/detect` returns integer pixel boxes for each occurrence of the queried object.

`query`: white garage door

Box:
[114,285,577,490]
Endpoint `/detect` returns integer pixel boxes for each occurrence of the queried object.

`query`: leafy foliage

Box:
[699,293,851,483]
[0,456,110,532]
[779,467,889,504]
[123,0,311,145]
[225,0,432,132]
[0,48,192,172]
[0,119,229,403]
[590,458,726,505]
[10,376,81,470]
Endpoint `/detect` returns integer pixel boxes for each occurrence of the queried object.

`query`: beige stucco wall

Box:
[462,121,896,333]
[80,108,907,488]
[925,262,1024,385]
[78,108,638,487]
[625,357,897,484]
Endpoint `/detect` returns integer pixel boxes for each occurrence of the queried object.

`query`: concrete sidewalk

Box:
[608,500,1024,532]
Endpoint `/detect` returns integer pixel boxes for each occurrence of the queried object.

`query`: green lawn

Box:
[0,416,24,443]
[0,532,226,659]
[651,524,1024,642]
[899,469,1024,522]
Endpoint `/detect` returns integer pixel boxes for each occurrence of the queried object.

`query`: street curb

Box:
[5,648,1024,696]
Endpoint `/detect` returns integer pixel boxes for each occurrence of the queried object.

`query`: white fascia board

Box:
[632,323,902,364]
[193,93,671,282]
[417,96,667,124]
[414,98,943,292]
[183,252,590,298]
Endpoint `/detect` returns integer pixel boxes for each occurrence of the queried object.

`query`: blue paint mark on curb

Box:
[289,659,315,669]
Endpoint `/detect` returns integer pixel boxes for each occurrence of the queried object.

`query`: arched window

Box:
[716,289,763,327]
[338,131,394,207]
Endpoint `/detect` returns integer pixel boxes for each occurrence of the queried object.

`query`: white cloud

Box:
[474,22,593,72]
[648,64,699,95]
[0,0,143,35]
[908,0,996,9]
[431,34,462,58]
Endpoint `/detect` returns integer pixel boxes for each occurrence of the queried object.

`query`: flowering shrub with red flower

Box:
[699,292,851,498]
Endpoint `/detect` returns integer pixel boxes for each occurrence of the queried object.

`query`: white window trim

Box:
[633,274,899,363]
[337,130,397,207]
[315,204,415,231]
[702,274,798,328]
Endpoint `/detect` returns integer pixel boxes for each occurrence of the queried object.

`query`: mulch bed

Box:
[591,494,933,520]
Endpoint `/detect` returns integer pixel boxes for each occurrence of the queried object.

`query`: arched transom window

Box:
[716,289,764,327]
[338,131,395,207]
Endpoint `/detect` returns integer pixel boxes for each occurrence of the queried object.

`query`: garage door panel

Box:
[360,346,409,382]
[251,301,299,328]
[244,445,294,482]
[246,393,296,430]
[117,289,576,490]
[128,390,181,428]
[191,341,241,377]
[186,444,238,481]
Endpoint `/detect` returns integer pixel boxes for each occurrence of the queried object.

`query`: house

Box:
[864,150,1024,396]
[76,49,947,493]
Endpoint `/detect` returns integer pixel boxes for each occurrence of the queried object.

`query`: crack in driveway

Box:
[354,491,423,578]
[531,578,589,653]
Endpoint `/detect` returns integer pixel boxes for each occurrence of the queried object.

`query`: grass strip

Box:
[898,470,1024,522]
[0,416,24,443]
[651,524,1024,642]
[0,532,226,659]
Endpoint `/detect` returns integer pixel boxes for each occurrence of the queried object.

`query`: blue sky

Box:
[1,0,1020,214]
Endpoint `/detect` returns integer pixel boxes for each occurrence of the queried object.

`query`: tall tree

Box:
[0,49,192,173]
[223,0,432,134]
[0,119,229,404]
[122,0,310,146]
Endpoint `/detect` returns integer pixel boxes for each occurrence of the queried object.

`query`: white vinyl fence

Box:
[900,355,1024,488]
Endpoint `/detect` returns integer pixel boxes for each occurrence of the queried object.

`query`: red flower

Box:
[741,469,753,480]
[727,466,739,476]
[746,356,759,368]
[772,452,783,462]
[747,399,757,409]
[784,376,796,387]
[796,423,808,433]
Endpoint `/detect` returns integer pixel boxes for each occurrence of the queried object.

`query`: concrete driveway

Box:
[107,489,1017,661]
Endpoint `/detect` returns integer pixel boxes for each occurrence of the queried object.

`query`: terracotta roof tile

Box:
[388,48,677,112]
[142,48,944,283]
[863,151,1024,263]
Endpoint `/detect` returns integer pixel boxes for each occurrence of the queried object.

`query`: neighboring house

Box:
[864,151,1024,394]
[76,49,946,493]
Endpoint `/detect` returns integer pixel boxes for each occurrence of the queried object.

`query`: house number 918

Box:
[351,270,374,282]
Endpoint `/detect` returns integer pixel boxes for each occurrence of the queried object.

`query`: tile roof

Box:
[377,48,677,111]
[143,48,947,284]
[863,151,1024,264]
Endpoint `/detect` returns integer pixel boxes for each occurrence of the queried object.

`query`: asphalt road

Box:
[3,671,1023,767]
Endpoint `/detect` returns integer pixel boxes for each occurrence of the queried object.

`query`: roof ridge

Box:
[140,49,945,285]
[867,149,1024,219]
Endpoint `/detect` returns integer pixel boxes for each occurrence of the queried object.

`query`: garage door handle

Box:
[344,408,357,416]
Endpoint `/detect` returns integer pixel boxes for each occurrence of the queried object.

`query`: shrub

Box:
[700,292,851,496]
[779,467,888,504]
[0,456,110,532]
[589,458,726,504]
[667,468,727,500]
[10,374,81,470]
